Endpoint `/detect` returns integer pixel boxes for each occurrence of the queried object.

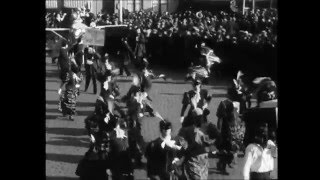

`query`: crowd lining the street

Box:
[47,5,278,180]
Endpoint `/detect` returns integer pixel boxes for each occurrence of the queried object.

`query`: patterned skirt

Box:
[184,153,209,180]
[61,88,77,116]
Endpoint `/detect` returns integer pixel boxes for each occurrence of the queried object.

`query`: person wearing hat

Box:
[134,28,147,71]
[118,38,132,77]
[176,108,214,180]
[180,80,212,128]
[145,120,181,180]
[84,46,101,94]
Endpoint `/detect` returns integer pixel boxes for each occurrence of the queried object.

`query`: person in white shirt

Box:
[242,123,277,180]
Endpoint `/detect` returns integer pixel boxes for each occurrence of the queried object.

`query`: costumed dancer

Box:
[180,79,212,127]
[233,70,253,113]
[123,74,160,167]
[59,62,83,120]
[175,108,216,180]
[216,87,246,174]
[186,42,221,84]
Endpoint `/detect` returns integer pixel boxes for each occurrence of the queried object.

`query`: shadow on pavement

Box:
[46,79,59,83]
[46,153,83,164]
[47,137,90,148]
[46,100,96,108]
[47,108,60,114]
[46,114,60,120]
[46,72,59,78]
[46,176,79,180]
[209,169,230,175]
[46,127,87,136]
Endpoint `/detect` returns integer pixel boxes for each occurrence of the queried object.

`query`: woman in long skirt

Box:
[60,69,82,120]
[216,87,246,174]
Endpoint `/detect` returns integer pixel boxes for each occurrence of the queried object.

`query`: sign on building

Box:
[46,0,58,9]
[64,0,92,10]
[82,28,105,46]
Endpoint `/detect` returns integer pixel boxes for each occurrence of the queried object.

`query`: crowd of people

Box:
[47,7,277,77]
[48,5,278,180]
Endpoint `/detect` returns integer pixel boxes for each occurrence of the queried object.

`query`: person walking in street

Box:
[216,87,246,175]
[145,120,181,180]
[134,28,147,71]
[118,37,132,77]
[59,63,82,120]
[57,40,71,95]
[177,108,215,180]
[180,80,212,127]
[84,46,101,94]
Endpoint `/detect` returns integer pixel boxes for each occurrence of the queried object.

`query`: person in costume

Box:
[216,87,246,174]
[57,40,71,95]
[176,108,215,180]
[59,62,82,120]
[180,80,212,127]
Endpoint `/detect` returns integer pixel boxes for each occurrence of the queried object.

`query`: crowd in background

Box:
[46,7,278,77]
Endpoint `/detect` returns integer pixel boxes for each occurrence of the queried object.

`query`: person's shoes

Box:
[69,115,74,121]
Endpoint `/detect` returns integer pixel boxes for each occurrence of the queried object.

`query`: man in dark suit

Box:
[118,38,132,76]
[145,120,181,180]
[84,46,101,94]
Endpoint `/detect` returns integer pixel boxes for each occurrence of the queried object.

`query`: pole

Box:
[119,0,123,23]
[252,0,255,13]
[243,0,246,15]
[270,0,273,8]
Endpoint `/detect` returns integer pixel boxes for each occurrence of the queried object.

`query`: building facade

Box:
[46,0,180,14]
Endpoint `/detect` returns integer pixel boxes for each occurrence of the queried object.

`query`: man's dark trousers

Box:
[84,64,97,94]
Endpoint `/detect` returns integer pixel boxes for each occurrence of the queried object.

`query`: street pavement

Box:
[46,57,277,180]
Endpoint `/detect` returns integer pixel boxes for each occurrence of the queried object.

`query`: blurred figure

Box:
[242,123,277,180]
[84,46,101,94]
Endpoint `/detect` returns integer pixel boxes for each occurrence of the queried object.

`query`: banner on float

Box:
[82,28,105,46]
